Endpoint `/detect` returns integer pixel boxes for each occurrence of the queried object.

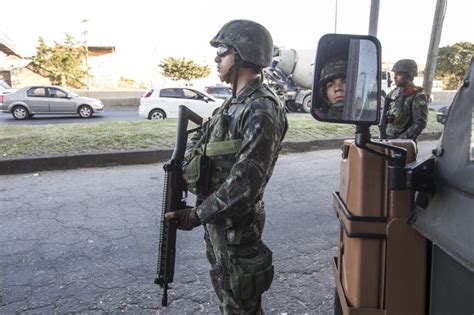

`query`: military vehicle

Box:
[310,33,473,314]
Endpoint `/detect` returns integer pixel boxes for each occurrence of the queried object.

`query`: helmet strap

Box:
[231,56,242,98]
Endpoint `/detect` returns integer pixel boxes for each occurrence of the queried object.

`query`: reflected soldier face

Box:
[326,77,346,105]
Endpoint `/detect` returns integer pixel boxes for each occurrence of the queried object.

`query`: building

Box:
[0,31,116,89]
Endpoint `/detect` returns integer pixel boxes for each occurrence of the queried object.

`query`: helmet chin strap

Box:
[229,55,242,98]
[232,65,240,98]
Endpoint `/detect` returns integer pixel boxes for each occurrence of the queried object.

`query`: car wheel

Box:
[301,95,311,113]
[78,105,93,118]
[148,109,166,120]
[12,105,29,120]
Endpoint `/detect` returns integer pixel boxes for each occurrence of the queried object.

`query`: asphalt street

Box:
[0,141,437,314]
[0,108,140,125]
[0,103,448,125]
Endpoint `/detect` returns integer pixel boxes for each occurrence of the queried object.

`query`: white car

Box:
[138,87,224,120]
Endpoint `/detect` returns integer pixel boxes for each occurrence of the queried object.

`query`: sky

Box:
[1,0,473,85]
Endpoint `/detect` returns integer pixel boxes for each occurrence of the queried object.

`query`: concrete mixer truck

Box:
[265,48,315,113]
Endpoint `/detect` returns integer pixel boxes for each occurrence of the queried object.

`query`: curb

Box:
[0,132,442,175]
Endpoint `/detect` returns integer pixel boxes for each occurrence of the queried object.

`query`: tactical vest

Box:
[185,85,282,199]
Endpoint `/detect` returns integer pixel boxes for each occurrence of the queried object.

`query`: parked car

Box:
[138,87,223,120]
[0,80,15,95]
[0,86,104,120]
[204,85,232,100]
[436,105,450,124]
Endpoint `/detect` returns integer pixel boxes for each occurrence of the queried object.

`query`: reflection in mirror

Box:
[311,34,381,125]
[344,39,378,121]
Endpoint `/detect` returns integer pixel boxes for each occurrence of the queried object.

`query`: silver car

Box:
[0,86,104,120]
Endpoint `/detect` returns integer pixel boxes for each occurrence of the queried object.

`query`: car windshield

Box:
[59,87,78,97]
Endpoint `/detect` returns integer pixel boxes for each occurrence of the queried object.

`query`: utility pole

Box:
[368,0,380,37]
[424,0,447,98]
[81,19,90,90]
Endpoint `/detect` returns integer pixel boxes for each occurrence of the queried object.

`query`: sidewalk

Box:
[0,132,442,175]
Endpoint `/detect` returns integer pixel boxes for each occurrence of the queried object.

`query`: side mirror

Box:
[311,34,382,125]
[203,96,209,103]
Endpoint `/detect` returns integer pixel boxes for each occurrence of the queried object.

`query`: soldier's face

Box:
[215,45,235,83]
[394,72,408,87]
[326,77,346,105]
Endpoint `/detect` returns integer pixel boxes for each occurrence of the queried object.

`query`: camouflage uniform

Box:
[184,78,288,314]
[384,86,428,140]
[382,59,428,140]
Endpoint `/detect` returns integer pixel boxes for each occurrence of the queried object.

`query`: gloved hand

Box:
[165,207,201,231]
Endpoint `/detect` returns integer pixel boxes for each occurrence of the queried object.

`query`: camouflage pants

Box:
[204,208,273,314]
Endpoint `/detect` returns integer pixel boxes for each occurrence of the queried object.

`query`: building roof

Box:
[88,46,115,57]
[0,32,22,57]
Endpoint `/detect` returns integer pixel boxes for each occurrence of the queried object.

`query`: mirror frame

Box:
[310,33,382,126]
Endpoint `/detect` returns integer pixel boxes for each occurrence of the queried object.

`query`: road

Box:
[0,109,307,125]
[0,141,436,314]
[0,108,140,125]
[0,103,449,125]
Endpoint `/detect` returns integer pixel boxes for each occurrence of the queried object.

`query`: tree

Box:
[29,34,88,88]
[159,57,211,84]
[435,42,474,90]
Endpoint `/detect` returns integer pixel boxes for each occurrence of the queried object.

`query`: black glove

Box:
[174,207,201,231]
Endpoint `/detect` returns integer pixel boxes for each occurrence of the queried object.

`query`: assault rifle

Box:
[155,105,203,306]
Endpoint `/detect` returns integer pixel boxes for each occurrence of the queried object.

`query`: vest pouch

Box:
[228,246,274,302]
[184,154,211,195]
[254,265,274,295]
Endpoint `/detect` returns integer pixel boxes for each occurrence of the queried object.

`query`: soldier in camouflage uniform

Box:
[165,19,288,314]
[317,58,347,120]
[380,59,428,140]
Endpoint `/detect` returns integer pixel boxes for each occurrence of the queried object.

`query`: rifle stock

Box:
[155,106,203,306]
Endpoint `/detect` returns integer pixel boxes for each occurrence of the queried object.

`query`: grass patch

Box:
[0,111,443,159]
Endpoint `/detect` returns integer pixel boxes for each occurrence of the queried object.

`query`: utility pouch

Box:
[228,245,274,302]
[184,121,212,196]
[184,154,211,196]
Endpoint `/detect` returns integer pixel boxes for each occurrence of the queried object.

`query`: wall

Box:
[74,90,146,107]
[432,91,456,104]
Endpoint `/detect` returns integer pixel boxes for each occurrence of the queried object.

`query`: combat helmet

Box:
[210,19,273,68]
[319,58,347,85]
[392,59,418,78]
